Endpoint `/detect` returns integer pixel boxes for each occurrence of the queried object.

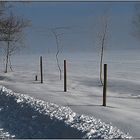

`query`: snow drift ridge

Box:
[0,86,132,139]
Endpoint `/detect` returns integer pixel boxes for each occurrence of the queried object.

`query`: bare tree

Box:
[0,13,30,73]
[50,27,69,80]
[93,4,112,86]
[98,15,109,86]
[50,29,62,80]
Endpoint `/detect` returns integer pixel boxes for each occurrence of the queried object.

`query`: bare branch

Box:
[97,12,110,86]
[0,12,30,73]
[51,28,65,80]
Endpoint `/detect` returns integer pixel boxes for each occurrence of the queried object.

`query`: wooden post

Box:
[40,56,43,83]
[35,75,38,81]
[64,60,67,92]
[103,64,107,106]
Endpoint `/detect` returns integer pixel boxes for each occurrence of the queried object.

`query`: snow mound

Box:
[0,128,15,139]
[0,86,132,139]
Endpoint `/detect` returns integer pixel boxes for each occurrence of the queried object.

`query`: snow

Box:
[0,49,140,138]
[0,127,15,139]
[0,86,131,139]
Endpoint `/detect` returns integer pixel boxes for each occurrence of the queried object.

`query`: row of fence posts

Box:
[35,56,107,107]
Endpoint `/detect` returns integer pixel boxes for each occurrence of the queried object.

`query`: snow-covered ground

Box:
[0,49,140,138]
[0,86,131,139]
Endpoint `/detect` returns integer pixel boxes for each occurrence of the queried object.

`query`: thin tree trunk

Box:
[100,42,104,86]
[5,41,10,73]
[99,23,107,86]
[56,49,62,80]
[53,31,62,80]
[9,55,13,71]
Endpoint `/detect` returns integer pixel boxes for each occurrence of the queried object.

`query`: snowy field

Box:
[0,49,140,138]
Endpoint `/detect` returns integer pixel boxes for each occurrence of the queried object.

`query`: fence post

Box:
[40,56,43,83]
[64,60,67,92]
[103,64,107,106]
[35,75,38,81]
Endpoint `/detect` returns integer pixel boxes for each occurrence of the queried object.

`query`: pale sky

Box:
[6,1,140,54]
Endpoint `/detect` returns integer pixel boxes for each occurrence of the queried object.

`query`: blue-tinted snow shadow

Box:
[67,104,117,109]
[0,91,86,139]
[75,77,140,98]
[73,77,100,87]
[0,75,13,81]
[0,76,5,80]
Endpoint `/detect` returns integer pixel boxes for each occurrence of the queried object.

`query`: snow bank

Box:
[0,128,15,139]
[0,86,132,139]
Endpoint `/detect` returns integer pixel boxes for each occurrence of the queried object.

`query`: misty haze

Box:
[0,1,139,139]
